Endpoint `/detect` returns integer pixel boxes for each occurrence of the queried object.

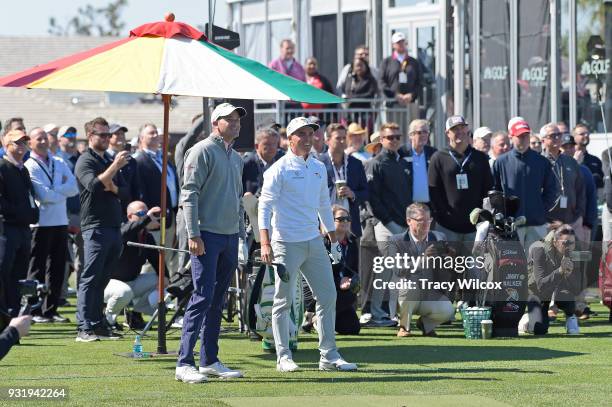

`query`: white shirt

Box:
[259,149,335,243]
[25,152,79,227]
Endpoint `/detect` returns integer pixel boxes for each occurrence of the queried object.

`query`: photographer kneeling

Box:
[391,203,455,337]
[521,224,582,335]
[0,315,31,360]
[103,201,163,331]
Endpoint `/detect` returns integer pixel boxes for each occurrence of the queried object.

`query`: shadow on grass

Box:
[248,344,583,365]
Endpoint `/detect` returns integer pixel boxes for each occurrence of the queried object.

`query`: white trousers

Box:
[271,237,339,362]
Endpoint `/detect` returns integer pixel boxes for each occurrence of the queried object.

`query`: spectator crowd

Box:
[1,34,610,358]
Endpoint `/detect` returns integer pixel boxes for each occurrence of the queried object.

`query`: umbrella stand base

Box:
[113,351,178,359]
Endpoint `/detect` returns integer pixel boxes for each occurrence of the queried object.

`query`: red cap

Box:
[508,117,531,137]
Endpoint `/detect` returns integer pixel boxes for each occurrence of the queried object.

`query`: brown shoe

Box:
[396,327,411,337]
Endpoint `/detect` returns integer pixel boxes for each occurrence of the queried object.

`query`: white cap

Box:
[392,32,406,44]
[473,126,493,140]
[286,116,320,136]
[211,102,247,123]
[43,123,59,134]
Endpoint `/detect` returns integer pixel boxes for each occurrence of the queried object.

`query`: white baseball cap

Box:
[211,102,246,123]
[286,116,320,136]
[473,126,493,140]
[392,32,406,44]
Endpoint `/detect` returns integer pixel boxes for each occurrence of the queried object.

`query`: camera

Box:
[18,279,48,316]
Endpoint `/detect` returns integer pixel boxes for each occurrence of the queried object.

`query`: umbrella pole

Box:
[157,94,172,354]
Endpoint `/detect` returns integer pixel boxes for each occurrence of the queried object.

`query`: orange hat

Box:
[4,129,29,143]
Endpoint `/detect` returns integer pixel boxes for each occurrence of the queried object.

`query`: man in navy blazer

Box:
[318,123,368,238]
[134,123,180,273]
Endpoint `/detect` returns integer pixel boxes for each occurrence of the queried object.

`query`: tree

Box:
[48,0,128,37]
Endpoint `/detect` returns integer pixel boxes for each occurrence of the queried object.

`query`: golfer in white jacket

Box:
[258,117,358,373]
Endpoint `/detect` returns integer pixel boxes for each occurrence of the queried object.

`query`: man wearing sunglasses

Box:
[103,201,162,331]
[0,129,39,318]
[74,117,130,342]
[540,123,586,241]
[367,122,412,327]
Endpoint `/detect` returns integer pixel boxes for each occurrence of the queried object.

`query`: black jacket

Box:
[583,151,603,189]
[428,146,493,233]
[344,72,378,109]
[75,149,128,231]
[0,325,19,360]
[318,153,369,237]
[379,55,423,100]
[241,150,284,195]
[0,159,39,226]
[109,151,140,220]
[112,216,159,282]
[603,148,612,212]
[135,152,180,228]
[367,148,413,227]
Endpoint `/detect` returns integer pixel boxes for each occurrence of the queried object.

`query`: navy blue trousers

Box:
[177,231,238,367]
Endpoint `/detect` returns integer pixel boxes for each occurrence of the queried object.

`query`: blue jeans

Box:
[76,227,121,331]
[177,231,238,367]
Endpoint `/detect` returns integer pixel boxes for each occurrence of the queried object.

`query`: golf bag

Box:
[599,242,612,312]
[472,192,528,337]
[247,263,303,352]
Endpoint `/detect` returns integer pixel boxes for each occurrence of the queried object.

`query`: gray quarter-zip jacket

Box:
[181,134,245,239]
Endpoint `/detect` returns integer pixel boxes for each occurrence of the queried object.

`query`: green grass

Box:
[2,303,611,407]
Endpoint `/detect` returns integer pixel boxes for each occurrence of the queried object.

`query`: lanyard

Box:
[31,157,55,185]
[449,150,472,173]
[330,153,347,181]
[550,158,565,194]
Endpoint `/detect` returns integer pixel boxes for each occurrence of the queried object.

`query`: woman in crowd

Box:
[302,205,360,335]
[521,223,582,335]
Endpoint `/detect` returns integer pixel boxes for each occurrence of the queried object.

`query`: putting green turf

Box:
[2,304,610,406]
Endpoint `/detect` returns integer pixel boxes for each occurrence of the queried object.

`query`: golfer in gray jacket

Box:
[175,103,246,383]
[258,116,358,373]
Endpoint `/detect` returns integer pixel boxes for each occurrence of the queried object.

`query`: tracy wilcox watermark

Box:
[373,277,502,291]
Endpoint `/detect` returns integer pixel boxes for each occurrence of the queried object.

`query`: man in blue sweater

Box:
[492,117,559,250]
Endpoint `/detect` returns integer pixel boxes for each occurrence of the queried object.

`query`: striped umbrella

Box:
[0,16,340,103]
[0,14,341,353]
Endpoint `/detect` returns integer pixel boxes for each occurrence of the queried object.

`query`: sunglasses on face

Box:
[11,140,28,147]
[131,210,147,217]
[334,216,351,223]
[91,131,112,138]
[383,135,401,141]
[545,132,562,139]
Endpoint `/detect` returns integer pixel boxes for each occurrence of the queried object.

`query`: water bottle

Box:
[133,335,143,356]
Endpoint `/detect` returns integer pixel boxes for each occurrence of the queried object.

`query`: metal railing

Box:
[253,96,433,134]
